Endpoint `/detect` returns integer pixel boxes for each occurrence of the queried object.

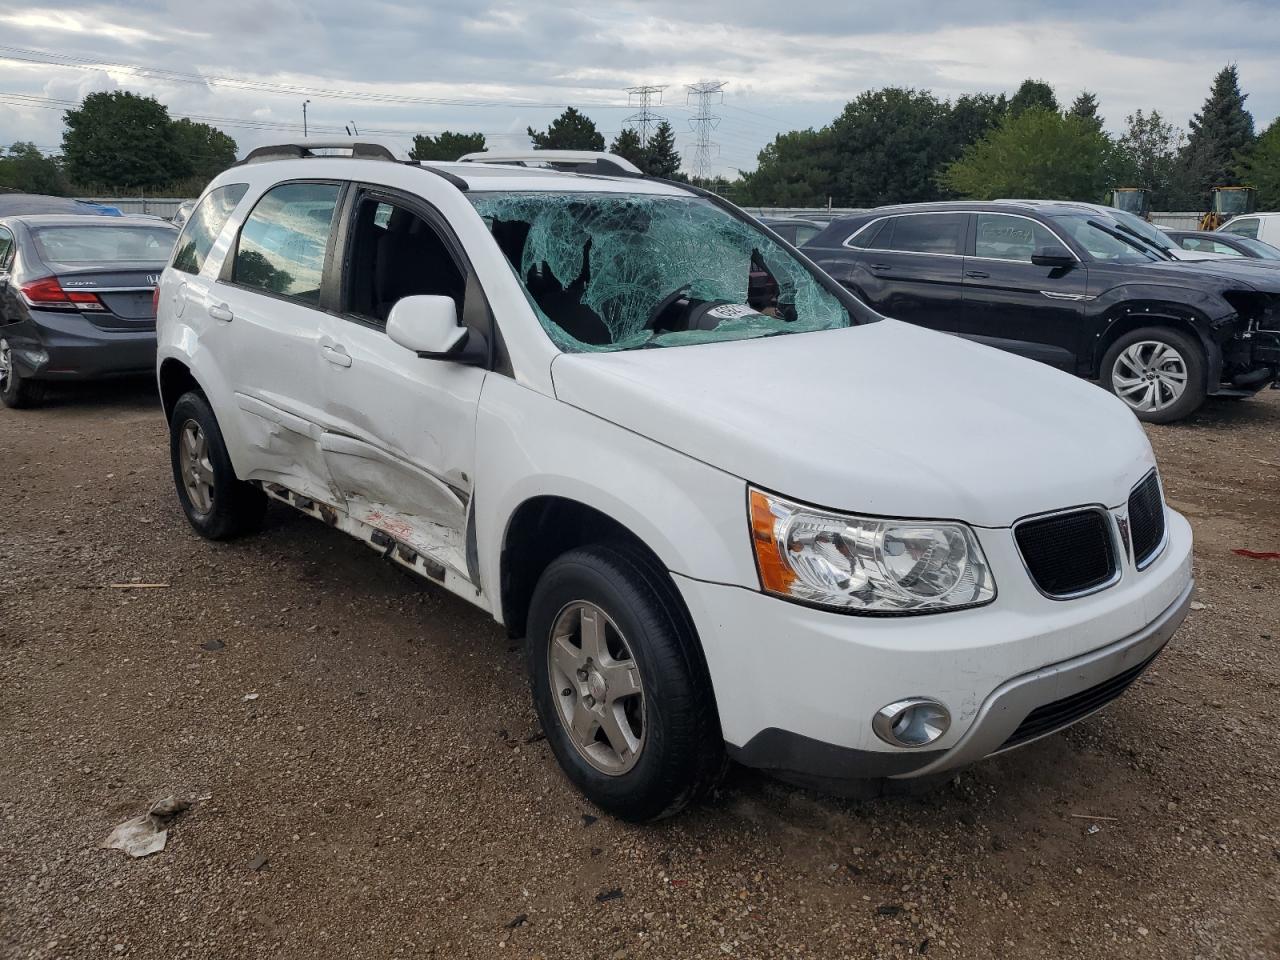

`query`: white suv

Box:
[156,144,1194,821]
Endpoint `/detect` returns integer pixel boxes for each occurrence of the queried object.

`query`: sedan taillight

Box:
[19,276,105,311]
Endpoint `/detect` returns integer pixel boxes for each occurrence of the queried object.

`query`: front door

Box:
[956,212,1088,371]
[315,188,487,584]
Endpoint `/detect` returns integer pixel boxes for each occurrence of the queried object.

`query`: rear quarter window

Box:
[173,183,250,275]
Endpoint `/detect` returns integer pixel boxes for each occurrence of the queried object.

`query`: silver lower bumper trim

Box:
[898,579,1194,779]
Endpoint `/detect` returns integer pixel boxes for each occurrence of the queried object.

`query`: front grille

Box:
[1000,651,1160,749]
[1128,472,1166,567]
[1015,509,1117,598]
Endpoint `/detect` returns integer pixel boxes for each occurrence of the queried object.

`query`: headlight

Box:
[749,489,996,614]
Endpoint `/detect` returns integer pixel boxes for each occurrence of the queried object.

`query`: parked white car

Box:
[1220,212,1280,246]
[156,144,1194,820]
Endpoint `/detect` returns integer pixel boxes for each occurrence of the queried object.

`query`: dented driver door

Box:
[313,187,486,587]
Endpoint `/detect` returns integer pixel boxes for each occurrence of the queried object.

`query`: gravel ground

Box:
[1,381,1278,960]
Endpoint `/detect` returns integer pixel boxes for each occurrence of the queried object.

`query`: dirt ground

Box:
[1,381,1277,960]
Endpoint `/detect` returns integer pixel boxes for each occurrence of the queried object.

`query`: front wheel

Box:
[526,543,725,822]
[1101,327,1206,423]
[169,391,266,539]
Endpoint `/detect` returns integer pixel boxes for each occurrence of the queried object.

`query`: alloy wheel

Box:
[0,339,11,392]
[1112,340,1188,413]
[547,600,646,775]
[178,419,215,514]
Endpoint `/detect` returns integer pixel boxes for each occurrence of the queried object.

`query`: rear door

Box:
[209,180,345,503]
[836,212,968,332]
[313,184,488,584]
[956,212,1088,371]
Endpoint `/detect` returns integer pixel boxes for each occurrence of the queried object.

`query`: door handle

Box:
[964,270,990,279]
[208,303,234,322]
[321,344,352,368]
[869,263,890,272]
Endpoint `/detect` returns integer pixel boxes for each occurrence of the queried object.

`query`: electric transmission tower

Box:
[624,85,666,146]
[686,80,726,183]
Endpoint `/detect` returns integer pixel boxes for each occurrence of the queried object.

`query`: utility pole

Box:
[302,99,311,138]
[624,85,666,147]
[685,80,725,184]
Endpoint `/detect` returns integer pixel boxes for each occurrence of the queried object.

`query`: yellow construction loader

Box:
[1111,187,1152,219]
[1199,186,1256,231]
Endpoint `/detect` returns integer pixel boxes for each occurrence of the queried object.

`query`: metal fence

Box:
[77,197,190,218]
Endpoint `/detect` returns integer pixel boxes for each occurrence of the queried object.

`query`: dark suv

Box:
[804,201,1280,422]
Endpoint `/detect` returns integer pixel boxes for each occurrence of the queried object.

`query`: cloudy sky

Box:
[1,0,1278,178]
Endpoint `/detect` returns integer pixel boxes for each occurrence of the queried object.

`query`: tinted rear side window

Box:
[173,183,249,275]
[881,214,967,255]
[232,182,341,305]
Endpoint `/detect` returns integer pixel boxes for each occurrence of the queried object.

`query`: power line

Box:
[623,85,665,146]
[686,80,726,182]
[0,44,635,112]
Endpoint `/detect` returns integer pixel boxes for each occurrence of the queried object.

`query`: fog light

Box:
[873,698,950,748]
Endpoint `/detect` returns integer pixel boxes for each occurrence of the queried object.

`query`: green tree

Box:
[736,128,834,206]
[62,91,190,189]
[1009,79,1059,117]
[947,93,1008,152]
[644,120,681,178]
[941,107,1117,201]
[169,118,237,180]
[0,142,69,195]
[1236,117,1280,208]
[527,107,604,151]
[1068,91,1104,133]
[1116,109,1183,206]
[409,131,486,161]
[827,87,956,205]
[1178,64,1255,206]
[609,128,646,168]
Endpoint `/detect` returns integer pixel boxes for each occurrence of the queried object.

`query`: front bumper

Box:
[675,508,1194,788]
[4,311,156,380]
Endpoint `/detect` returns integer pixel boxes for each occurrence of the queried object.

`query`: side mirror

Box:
[386,295,481,363]
[1030,247,1075,268]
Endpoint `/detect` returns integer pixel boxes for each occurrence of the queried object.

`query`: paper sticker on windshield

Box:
[705,303,767,321]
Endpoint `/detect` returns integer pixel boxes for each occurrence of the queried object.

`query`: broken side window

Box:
[468,191,854,352]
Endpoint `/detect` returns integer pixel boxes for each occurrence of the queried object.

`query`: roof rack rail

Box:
[237,140,400,165]
[457,150,641,176]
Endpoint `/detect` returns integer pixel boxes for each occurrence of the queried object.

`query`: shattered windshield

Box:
[468,191,854,352]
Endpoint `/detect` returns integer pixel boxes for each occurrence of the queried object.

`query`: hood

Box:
[551,320,1155,528]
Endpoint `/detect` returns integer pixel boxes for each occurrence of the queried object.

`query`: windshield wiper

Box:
[1109,220,1174,260]
[1085,219,1161,261]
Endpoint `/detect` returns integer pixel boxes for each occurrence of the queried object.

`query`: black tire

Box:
[1100,326,1207,424]
[526,543,725,822]
[0,339,47,409]
[169,390,266,540]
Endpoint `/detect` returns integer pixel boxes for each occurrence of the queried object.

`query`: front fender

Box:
[473,375,757,622]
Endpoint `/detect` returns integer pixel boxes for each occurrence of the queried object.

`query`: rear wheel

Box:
[169,390,266,539]
[0,338,47,409]
[526,543,725,822]
[1101,327,1206,423]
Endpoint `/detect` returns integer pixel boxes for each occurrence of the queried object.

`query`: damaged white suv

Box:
[156,144,1194,821]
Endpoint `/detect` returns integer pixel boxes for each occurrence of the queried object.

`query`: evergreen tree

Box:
[609,128,646,168]
[1178,65,1255,205]
[644,120,681,178]
[169,118,238,180]
[1068,92,1104,133]
[409,131,486,161]
[527,107,604,151]
[1008,79,1059,117]
[1235,117,1280,209]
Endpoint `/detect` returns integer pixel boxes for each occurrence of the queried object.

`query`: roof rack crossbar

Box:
[237,141,400,166]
